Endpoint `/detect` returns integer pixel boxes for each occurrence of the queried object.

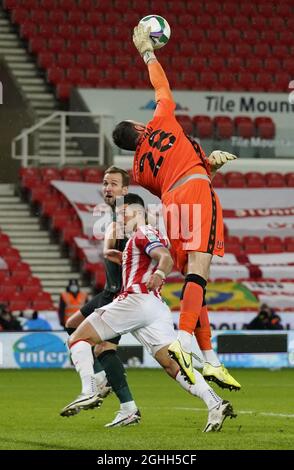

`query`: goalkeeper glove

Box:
[133,24,155,62]
[208,150,237,170]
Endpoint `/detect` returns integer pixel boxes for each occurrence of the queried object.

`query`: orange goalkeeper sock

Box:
[179,274,207,334]
[194,305,212,350]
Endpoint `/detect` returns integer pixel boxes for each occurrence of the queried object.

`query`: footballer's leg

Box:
[155,346,237,432]
[195,299,241,392]
[168,251,211,385]
[60,318,105,417]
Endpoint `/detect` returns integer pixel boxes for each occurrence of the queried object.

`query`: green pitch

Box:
[0,368,293,450]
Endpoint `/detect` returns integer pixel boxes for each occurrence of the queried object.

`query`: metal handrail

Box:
[12,111,113,167]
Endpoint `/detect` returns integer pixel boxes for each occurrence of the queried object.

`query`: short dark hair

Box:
[112,121,139,151]
[115,193,145,209]
[104,165,130,187]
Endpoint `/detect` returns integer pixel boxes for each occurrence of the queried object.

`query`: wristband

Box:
[154,269,166,280]
[143,50,156,64]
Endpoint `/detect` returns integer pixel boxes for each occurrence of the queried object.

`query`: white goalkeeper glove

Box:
[208,150,237,170]
[133,24,154,62]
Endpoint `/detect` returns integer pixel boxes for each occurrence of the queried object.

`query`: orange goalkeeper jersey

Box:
[133,62,211,198]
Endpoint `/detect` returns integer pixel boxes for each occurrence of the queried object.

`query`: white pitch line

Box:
[173,407,294,419]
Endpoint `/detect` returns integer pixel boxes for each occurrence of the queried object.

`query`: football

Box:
[139,15,171,49]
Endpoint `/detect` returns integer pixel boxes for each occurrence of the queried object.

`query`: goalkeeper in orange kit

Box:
[112,24,240,390]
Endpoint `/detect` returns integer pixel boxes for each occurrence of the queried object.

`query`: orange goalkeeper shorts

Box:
[162,178,224,273]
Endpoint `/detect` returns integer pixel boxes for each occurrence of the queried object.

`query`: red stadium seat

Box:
[258,3,274,18]
[215,16,231,28]
[263,236,284,253]
[261,30,278,47]
[67,40,85,54]
[193,116,213,139]
[265,172,286,187]
[19,22,38,40]
[224,29,241,43]
[57,53,75,69]
[218,72,235,90]
[9,298,31,312]
[31,10,48,24]
[62,226,82,245]
[272,45,289,60]
[37,52,55,69]
[67,68,85,86]
[225,236,243,255]
[196,14,214,29]
[243,30,260,47]
[41,167,61,183]
[227,57,244,73]
[245,58,263,74]
[255,72,273,91]
[11,8,29,24]
[56,83,72,101]
[285,173,294,187]
[264,58,281,73]
[251,15,267,32]
[29,37,47,54]
[86,11,104,26]
[214,116,234,139]
[238,72,255,90]
[86,68,104,87]
[232,15,250,30]
[208,57,225,73]
[76,25,95,41]
[234,116,255,138]
[176,115,194,135]
[212,172,226,188]
[48,9,66,24]
[206,30,223,43]
[41,197,63,218]
[235,44,252,59]
[243,236,263,254]
[275,72,291,91]
[255,117,275,139]
[226,172,246,188]
[240,4,257,16]
[215,42,233,59]
[47,67,65,85]
[47,38,65,54]
[58,24,74,40]
[68,10,85,25]
[39,24,56,40]
[269,17,286,32]
[283,58,294,75]
[223,2,239,16]
[83,168,104,183]
[61,167,82,182]
[246,172,266,188]
[285,237,294,251]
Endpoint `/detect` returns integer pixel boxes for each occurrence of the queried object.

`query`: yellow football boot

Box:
[168,339,195,384]
[203,363,241,391]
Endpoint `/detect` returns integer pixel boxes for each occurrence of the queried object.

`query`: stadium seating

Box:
[4,0,293,98]
[0,227,54,311]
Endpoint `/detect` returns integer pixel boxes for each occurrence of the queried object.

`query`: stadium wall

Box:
[1,330,293,369]
[76,88,294,158]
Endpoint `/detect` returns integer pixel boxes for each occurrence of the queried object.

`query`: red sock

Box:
[179,282,204,333]
[194,305,212,350]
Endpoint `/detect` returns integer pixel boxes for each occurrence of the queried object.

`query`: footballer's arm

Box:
[103,221,122,265]
[146,246,173,291]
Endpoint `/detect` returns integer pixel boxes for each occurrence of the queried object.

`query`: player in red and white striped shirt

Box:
[62,194,236,431]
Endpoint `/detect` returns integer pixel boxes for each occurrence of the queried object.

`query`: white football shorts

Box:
[86,292,176,356]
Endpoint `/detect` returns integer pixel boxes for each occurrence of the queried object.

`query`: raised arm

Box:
[133,24,174,104]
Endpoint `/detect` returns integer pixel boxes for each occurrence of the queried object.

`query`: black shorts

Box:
[80,290,121,345]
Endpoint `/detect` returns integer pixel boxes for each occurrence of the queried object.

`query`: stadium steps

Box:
[0,184,87,304]
[0,8,83,161]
